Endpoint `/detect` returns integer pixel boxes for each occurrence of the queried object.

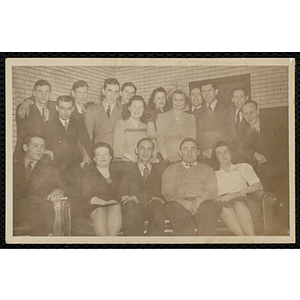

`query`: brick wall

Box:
[11,66,115,149]
[115,66,289,108]
[11,65,289,150]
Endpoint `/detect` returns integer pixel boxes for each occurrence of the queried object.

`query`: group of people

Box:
[13,76,288,236]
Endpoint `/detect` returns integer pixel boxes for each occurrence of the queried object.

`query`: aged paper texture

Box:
[5,57,295,244]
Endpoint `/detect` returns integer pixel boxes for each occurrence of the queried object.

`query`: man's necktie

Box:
[26,161,33,180]
[143,165,150,180]
[236,111,240,124]
[41,108,47,122]
[107,105,111,118]
[64,120,68,130]
[207,104,213,116]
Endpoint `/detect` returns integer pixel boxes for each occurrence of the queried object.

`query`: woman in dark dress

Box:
[81,142,122,236]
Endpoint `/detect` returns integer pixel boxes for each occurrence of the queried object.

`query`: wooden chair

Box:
[13,197,71,237]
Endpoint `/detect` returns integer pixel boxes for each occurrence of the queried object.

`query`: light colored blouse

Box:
[113,119,148,161]
[215,163,260,196]
[156,110,196,158]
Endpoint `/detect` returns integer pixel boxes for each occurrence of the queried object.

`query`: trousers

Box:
[165,200,218,236]
[122,200,165,236]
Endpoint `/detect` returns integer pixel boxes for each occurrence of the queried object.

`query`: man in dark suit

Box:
[44,95,93,194]
[231,87,249,133]
[194,80,237,162]
[13,133,65,236]
[118,138,165,236]
[14,80,57,162]
[239,100,288,189]
[186,86,203,114]
[239,100,289,233]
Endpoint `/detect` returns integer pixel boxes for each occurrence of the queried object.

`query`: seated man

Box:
[118,138,165,236]
[13,133,65,236]
[162,138,218,236]
[195,80,236,161]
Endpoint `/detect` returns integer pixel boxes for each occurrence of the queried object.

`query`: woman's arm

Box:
[237,182,263,197]
[113,120,126,158]
[90,197,118,206]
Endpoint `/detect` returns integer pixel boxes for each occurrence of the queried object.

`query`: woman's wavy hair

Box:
[211,141,231,170]
[92,142,114,159]
[121,95,148,121]
[148,87,169,110]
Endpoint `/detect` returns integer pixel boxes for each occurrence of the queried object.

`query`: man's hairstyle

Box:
[200,80,218,90]
[56,95,75,107]
[211,141,231,170]
[148,87,169,110]
[121,82,137,93]
[169,89,187,108]
[23,132,46,146]
[121,95,147,121]
[190,86,201,94]
[33,79,51,92]
[92,142,114,158]
[231,86,248,97]
[72,80,89,92]
[136,138,155,149]
[241,100,258,110]
[103,78,120,89]
[179,138,199,151]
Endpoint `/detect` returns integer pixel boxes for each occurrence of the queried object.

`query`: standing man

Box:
[187,86,203,114]
[195,80,236,160]
[13,133,65,236]
[162,138,218,236]
[71,80,92,121]
[44,95,93,191]
[85,78,123,147]
[118,138,165,236]
[231,87,249,133]
[120,82,137,105]
[14,80,56,162]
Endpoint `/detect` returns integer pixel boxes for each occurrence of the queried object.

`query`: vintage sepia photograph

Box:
[5,57,295,244]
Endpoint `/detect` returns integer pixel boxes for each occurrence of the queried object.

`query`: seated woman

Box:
[156,89,196,163]
[212,141,263,236]
[114,95,156,163]
[81,142,122,236]
[147,87,169,123]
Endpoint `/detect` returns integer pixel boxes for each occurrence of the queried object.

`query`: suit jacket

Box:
[44,114,93,171]
[14,100,57,162]
[85,101,122,146]
[13,159,66,202]
[13,159,66,231]
[118,164,165,207]
[236,115,288,167]
[185,106,202,115]
[194,100,237,153]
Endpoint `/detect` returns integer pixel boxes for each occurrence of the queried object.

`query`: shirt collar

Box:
[35,103,49,120]
[138,162,152,175]
[24,157,38,169]
[59,117,69,127]
[206,99,217,112]
[252,119,260,132]
[182,161,197,169]
[76,103,86,114]
[219,163,238,173]
[102,100,116,112]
